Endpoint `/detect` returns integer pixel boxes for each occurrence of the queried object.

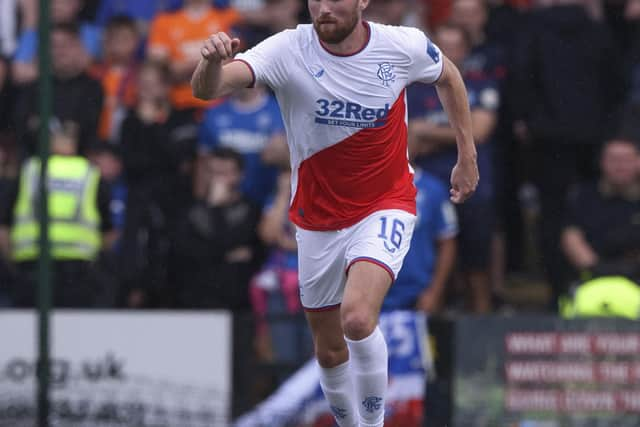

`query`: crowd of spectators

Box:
[0,0,639,361]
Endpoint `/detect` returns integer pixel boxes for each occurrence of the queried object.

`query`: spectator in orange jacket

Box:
[147,0,241,111]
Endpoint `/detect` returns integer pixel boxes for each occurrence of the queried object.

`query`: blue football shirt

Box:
[382,170,458,311]
[198,93,284,206]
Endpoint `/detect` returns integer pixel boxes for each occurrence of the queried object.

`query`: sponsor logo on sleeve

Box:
[427,40,441,64]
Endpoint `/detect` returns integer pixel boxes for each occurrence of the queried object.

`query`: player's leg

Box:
[306,308,358,427]
[297,227,358,427]
[342,209,417,427]
[342,261,391,427]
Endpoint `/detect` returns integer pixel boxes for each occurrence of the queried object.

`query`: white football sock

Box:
[318,360,358,427]
[346,326,388,427]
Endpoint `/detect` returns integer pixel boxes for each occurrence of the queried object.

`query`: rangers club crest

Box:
[362,396,383,413]
[377,63,395,87]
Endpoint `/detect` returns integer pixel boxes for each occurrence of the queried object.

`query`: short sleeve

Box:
[404,27,444,85]
[234,30,293,90]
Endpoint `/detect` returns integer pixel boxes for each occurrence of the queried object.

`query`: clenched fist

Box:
[450,156,479,204]
[201,32,241,62]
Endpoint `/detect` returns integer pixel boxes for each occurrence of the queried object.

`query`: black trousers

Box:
[532,141,600,307]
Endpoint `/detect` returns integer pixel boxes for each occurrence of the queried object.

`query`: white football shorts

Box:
[296,209,416,311]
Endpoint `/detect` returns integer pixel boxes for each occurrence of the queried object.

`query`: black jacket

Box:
[15,72,103,156]
[169,197,263,310]
[512,6,625,144]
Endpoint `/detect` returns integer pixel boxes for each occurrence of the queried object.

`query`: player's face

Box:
[601,142,640,187]
[309,0,362,44]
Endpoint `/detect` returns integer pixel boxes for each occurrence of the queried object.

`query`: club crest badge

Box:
[362,396,383,413]
[377,63,395,87]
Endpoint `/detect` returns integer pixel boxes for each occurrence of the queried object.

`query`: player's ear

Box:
[360,0,370,11]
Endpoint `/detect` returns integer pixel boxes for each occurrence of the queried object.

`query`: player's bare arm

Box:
[191,32,253,100]
[434,56,479,204]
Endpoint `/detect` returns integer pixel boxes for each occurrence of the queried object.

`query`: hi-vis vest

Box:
[10,155,101,261]
[560,276,640,320]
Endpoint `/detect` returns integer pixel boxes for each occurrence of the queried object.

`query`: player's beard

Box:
[313,7,360,45]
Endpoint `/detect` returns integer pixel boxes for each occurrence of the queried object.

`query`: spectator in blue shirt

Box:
[198,84,285,206]
[383,169,458,313]
[13,0,102,85]
[407,23,499,313]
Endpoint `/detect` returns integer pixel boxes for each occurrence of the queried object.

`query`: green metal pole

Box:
[37,0,52,426]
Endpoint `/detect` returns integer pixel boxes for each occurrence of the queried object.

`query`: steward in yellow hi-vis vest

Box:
[0,120,116,308]
[560,276,640,320]
[10,155,102,262]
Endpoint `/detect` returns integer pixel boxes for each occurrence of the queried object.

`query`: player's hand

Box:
[201,32,241,62]
[450,155,479,204]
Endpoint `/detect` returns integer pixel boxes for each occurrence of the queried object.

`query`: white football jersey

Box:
[235,21,443,231]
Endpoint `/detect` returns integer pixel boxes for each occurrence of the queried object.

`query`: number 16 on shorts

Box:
[377,216,405,253]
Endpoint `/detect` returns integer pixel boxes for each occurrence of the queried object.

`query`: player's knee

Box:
[315,345,348,368]
[341,307,376,341]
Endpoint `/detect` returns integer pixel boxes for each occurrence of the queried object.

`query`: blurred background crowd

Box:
[0,0,639,404]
